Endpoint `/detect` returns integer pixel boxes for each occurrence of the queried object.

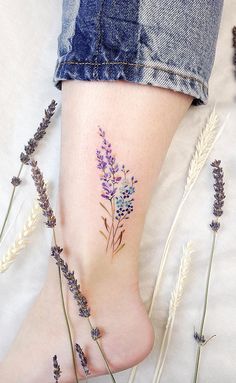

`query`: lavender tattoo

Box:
[53,355,62,383]
[96,127,138,256]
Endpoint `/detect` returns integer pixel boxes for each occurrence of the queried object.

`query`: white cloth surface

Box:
[0,1,235,382]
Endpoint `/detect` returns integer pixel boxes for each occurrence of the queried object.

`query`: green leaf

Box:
[113,243,125,256]
[99,230,107,240]
[114,229,125,247]
[102,216,110,232]
[99,202,112,217]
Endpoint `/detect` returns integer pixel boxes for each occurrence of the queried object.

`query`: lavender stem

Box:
[87,317,116,383]
[0,162,24,242]
[192,231,217,383]
[52,228,79,383]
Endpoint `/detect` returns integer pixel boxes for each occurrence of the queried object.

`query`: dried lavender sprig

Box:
[75,343,90,378]
[50,246,117,383]
[29,159,78,383]
[53,355,62,383]
[29,157,114,382]
[0,100,57,243]
[51,235,79,383]
[20,100,57,165]
[209,160,226,232]
[29,159,56,228]
[233,26,236,79]
[192,160,225,383]
[51,246,90,317]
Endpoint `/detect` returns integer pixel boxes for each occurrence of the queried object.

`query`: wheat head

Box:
[184,108,218,192]
[0,200,41,273]
[167,241,193,326]
[152,241,193,383]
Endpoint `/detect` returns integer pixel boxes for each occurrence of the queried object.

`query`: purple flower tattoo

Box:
[96,127,138,256]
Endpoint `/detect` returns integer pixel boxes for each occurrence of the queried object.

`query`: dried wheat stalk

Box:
[148,108,222,317]
[185,108,218,192]
[127,108,225,383]
[152,241,193,383]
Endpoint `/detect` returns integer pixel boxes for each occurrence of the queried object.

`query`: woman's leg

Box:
[0,80,193,382]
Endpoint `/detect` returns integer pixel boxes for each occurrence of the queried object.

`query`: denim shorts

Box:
[53,0,224,105]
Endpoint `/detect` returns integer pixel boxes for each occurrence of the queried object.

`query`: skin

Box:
[0,80,193,382]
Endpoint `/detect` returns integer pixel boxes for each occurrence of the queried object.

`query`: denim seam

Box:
[56,60,208,90]
[93,0,106,79]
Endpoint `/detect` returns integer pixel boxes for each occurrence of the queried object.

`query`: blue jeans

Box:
[53,0,224,105]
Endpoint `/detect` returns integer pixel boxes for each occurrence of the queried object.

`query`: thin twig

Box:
[0,163,24,242]
[87,318,116,383]
[192,231,217,383]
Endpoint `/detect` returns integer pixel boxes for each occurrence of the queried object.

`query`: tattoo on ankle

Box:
[96,127,138,257]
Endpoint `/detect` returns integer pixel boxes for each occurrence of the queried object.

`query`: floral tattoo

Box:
[96,127,138,257]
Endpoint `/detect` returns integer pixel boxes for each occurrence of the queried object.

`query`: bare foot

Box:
[0,245,154,382]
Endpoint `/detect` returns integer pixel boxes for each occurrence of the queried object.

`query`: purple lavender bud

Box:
[91,327,101,340]
[210,160,225,232]
[24,138,37,155]
[96,128,121,200]
[79,306,91,318]
[98,127,105,137]
[20,152,30,165]
[233,26,236,48]
[194,331,206,345]
[210,220,220,232]
[50,246,90,318]
[11,176,21,186]
[20,100,57,164]
[53,355,62,383]
[30,159,56,228]
[75,344,90,376]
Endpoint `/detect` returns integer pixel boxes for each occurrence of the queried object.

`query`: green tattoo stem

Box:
[52,228,79,383]
[0,163,24,243]
[111,199,116,253]
[193,231,217,383]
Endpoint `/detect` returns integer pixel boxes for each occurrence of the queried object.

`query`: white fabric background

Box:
[0,1,235,382]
